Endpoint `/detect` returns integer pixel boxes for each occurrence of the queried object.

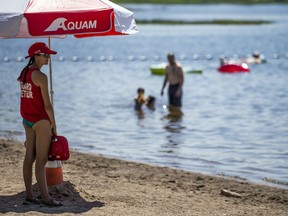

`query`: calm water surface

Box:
[0,4,287,187]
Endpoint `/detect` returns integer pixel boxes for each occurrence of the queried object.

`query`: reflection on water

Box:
[162,105,183,124]
[135,110,145,128]
[135,110,145,120]
[162,106,186,155]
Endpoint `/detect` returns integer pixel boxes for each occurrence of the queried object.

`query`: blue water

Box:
[0,4,288,188]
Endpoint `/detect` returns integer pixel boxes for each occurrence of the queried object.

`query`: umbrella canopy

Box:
[0,0,138,38]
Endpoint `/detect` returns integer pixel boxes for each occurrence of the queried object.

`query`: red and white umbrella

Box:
[0,0,138,38]
[0,0,137,102]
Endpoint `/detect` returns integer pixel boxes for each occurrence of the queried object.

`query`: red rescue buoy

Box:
[218,63,250,73]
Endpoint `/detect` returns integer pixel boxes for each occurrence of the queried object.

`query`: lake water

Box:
[0,4,287,188]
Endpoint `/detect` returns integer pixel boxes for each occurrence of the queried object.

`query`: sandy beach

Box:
[0,138,287,216]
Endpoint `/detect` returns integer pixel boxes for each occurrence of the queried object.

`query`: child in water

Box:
[134,88,146,111]
[134,88,156,111]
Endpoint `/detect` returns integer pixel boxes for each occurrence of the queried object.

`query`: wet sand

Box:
[0,138,287,215]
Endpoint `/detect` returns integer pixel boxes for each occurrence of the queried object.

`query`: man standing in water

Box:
[161,53,184,110]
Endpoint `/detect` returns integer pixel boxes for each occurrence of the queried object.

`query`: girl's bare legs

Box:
[23,123,36,199]
[32,119,52,202]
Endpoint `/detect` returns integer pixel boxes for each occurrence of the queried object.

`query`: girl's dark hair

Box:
[17,57,35,83]
[137,87,145,94]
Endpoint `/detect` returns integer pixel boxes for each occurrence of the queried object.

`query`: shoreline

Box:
[1,135,287,189]
[1,138,287,215]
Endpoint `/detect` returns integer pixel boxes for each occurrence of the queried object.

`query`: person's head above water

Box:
[147,95,155,105]
[146,95,156,111]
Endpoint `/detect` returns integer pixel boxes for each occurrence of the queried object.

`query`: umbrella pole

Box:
[48,37,54,106]
[46,37,63,186]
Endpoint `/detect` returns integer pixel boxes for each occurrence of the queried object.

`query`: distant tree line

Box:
[115,0,288,4]
[136,19,272,25]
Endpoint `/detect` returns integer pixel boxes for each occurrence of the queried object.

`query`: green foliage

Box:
[115,0,288,4]
[136,19,272,25]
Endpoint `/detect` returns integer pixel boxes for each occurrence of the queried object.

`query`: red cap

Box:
[25,42,57,59]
